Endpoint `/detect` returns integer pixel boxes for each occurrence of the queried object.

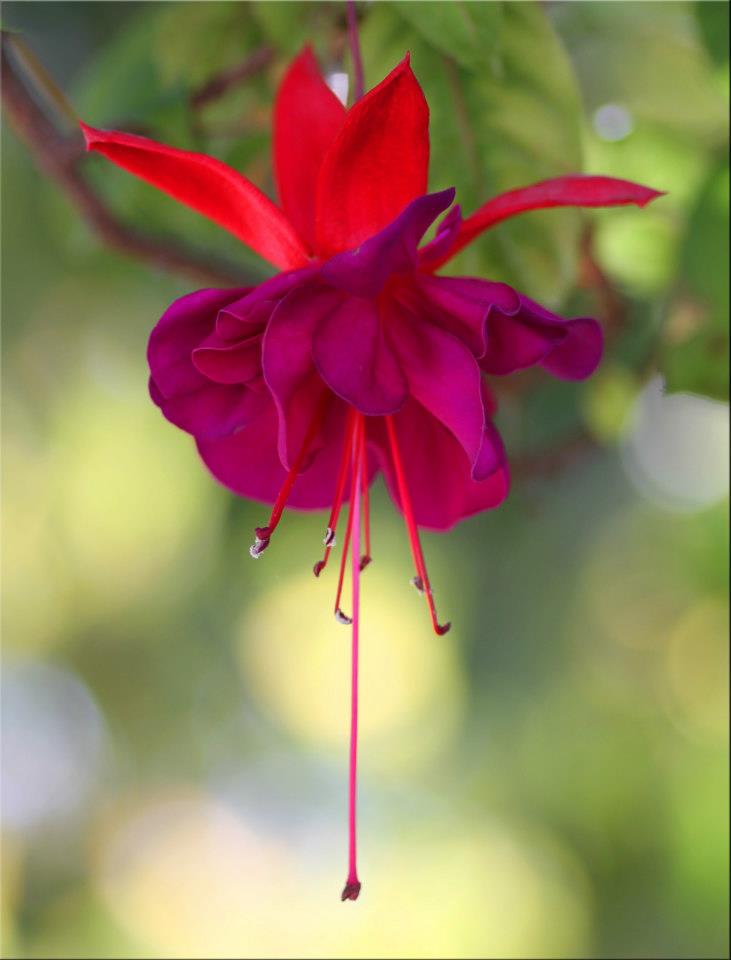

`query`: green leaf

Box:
[380,0,584,305]
[661,162,729,400]
[392,0,502,69]
[694,0,730,68]
[662,160,730,400]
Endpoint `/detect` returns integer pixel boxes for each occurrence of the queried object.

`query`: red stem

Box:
[346,0,365,102]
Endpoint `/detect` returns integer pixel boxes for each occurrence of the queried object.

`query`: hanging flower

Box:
[81,45,661,901]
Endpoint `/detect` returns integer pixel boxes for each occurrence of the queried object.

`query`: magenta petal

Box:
[418,204,462,268]
[149,372,269,439]
[148,287,250,397]
[480,295,604,380]
[262,283,332,469]
[409,274,521,357]
[216,266,318,341]
[371,399,510,530]
[321,189,455,298]
[197,399,351,510]
[313,295,408,416]
[192,332,262,384]
[386,302,486,476]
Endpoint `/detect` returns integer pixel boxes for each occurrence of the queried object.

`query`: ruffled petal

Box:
[149,373,269,440]
[273,47,347,249]
[418,204,462,268]
[216,265,318,341]
[197,397,351,510]
[315,55,430,257]
[192,332,262,384]
[406,274,521,357]
[312,295,408,416]
[261,283,333,469]
[430,175,664,268]
[480,295,603,381]
[321,189,454,298]
[148,287,249,397]
[80,122,309,270]
[370,399,509,530]
[385,301,487,476]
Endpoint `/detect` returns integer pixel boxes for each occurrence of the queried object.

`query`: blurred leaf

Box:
[392,0,502,69]
[368,1,583,305]
[694,0,730,68]
[155,2,262,91]
[553,1,728,140]
[249,1,337,58]
[72,6,174,121]
[662,161,730,400]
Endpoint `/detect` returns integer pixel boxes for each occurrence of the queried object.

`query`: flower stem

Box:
[346,0,365,102]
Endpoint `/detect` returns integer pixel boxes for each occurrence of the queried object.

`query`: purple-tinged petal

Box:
[216,266,318,341]
[149,371,269,439]
[369,399,509,530]
[262,282,333,469]
[321,189,455,298]
[312,295,408,415]
[542,317,603,380]
[148,287,250,397]
[480,295,603,380]
[198,397,376,510]
[385,301,487,476]
[192,332,262,384]
[418,204,462,268]
[406,274,521,357]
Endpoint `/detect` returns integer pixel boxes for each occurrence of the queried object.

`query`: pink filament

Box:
[385,415,451,636]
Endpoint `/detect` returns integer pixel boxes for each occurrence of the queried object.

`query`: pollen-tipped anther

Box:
[335,608,353,625]
[323,527,336,548]
[410,575,425,593]
[249,535,270,559]
[341,880,361,901]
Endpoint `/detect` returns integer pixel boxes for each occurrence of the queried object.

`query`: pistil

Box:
[341,412,364,901]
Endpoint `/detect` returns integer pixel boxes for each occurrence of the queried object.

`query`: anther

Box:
[335,608,353,625]
[359,555,372,571]
[410,575,425,593]
[249,536,270,559]
[341,880,361,901]
[313,560,326,577]
[323,527,336,548]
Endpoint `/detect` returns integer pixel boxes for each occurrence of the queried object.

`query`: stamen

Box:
[250,393,328,558]
[313,408,357,577]
[333,478,355,624]
[385,416,451,636]
[359,420,372,571]
[342,411,363,902]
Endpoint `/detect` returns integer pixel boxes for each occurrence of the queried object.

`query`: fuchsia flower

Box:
[81,45,661,901]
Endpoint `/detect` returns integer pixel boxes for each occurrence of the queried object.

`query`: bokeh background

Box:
[1,2,728,958]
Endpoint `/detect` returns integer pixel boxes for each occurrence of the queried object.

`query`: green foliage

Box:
[367,1,583,304]
[662,160,729,400]
[694,0,730,68]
